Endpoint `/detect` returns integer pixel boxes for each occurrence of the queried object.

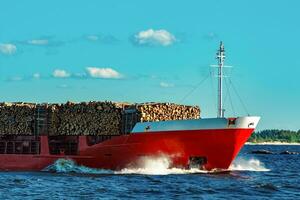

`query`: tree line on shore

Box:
[248,129,300,143]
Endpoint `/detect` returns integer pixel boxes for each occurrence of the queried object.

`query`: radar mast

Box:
[216,41,225,118]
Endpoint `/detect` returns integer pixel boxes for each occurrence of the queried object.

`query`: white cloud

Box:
[8,76,23,81]
[86,67,122,79]
[27,39,49,45]
[57,84,69,88]
[85,34,119,44]
[0,43,17,55]
[33,73,41,79]
[86,35,99,41]
[160,82,174,88]
[73,73,87,78]
[134,29,176,46]
[52,69,70,78]
[203,32,218,40]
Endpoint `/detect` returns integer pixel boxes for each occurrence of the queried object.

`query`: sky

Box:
[0,0,299,131]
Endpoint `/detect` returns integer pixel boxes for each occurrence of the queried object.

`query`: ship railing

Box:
[0,140,40,154]
[121,107,140,134]
[87,135,121,146]
[48,140,78,155]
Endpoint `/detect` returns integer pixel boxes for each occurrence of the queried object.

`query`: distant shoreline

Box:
[246,142,300,145]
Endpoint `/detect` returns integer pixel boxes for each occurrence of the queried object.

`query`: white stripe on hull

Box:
[131,116,260,133]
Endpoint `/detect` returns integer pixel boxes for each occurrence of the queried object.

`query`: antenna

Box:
[216,41,225,118]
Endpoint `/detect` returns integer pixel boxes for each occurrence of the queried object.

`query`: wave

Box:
[229,158,270,171]
[43,156,270,175]
[43,156,208,175]
[246,142,300,145]
[43,159,113,174]
[116,155,208,175]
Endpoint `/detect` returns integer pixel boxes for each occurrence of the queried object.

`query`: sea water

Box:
[0,145,299,199]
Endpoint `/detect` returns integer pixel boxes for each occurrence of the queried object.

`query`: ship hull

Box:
[0,128,254,171]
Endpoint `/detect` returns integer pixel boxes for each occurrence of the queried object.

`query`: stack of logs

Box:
[136,103,200,122]
[50,102,123,136]
[0,101,200,136]
[0,102,36,135]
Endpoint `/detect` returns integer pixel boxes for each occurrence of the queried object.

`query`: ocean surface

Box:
[0,145,299,200]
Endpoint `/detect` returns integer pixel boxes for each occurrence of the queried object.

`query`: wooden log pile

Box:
[136,103,200,122]
[0,102,36,135]
[0,101,200,136]
[49,101,123,136]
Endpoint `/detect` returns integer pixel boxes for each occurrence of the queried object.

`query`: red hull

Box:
[0,128,254,171]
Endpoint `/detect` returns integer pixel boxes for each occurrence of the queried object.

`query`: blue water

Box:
[0,145,299,199]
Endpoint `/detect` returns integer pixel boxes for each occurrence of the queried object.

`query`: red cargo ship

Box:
[0,42,259,171]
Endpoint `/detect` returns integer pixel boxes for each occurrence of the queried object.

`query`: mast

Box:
[216,41,225,118]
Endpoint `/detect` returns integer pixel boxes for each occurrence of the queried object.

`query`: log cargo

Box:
[0,101,200,136]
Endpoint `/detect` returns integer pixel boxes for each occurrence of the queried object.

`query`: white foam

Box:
[229,157,270,171]
[44,156,208,175]
[246,142,300,145]
[44,156,270,175]
[116,155,208,175]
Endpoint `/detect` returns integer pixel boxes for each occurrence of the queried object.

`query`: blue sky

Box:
[0,0,299,130]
